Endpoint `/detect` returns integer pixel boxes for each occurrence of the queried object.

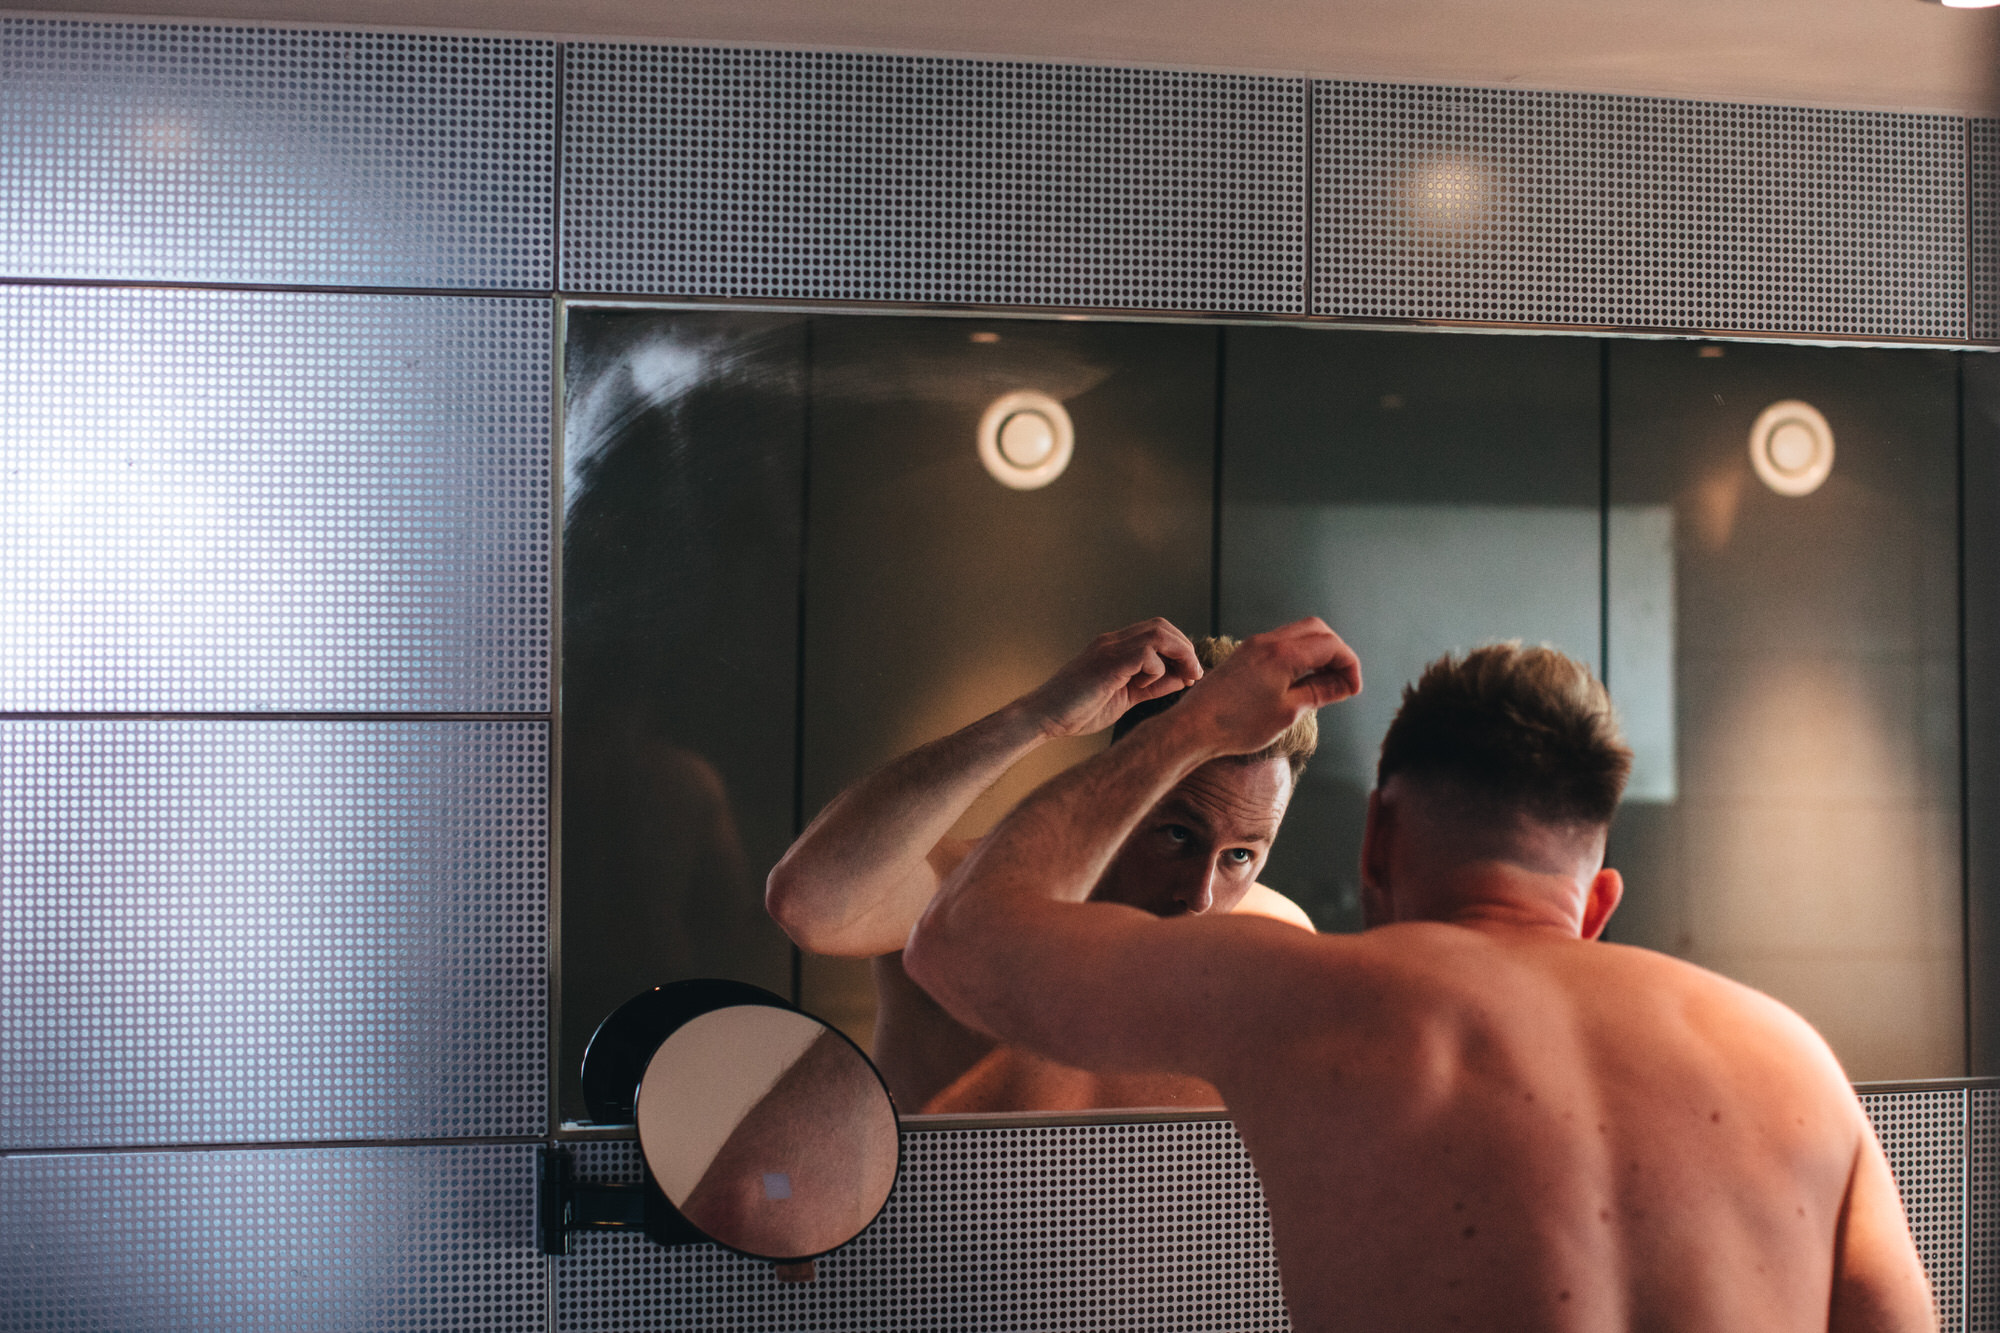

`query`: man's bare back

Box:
[1223,922,1902,1331]
[907,624,1934,1331]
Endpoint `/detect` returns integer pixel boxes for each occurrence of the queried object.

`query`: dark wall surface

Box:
[1967,352,2000,1076]
[1220,326,1602,930]
[1606,340,1963,1081]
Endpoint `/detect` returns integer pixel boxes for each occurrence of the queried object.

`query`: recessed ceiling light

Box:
[969,331,1000,344]
[1919,0,2000,8]
[1748,400,1834,497]
[978,391,1073,491]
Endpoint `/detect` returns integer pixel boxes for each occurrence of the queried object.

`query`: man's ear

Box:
[1580,867,1623,940]
[1360,788,1393,927]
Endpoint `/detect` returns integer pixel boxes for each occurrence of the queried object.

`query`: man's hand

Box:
[1170,618,1361,758]
[1018,618,1204,740]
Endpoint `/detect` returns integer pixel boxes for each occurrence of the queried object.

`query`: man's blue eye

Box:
[1225,848,1255,865]
[1164,825,1191,843]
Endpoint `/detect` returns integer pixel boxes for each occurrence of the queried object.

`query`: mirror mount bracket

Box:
[538,1145,707,1255]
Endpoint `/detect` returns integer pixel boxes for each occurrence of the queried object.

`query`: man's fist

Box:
[1176,618,1361,757]
[1023,618,1204,740]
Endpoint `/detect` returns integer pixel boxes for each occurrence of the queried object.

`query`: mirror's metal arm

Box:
[538,1145,708,1255]
[541,1146,639,1255]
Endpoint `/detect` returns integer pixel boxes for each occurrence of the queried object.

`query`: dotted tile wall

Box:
[0,721,547,1149]
[0,287,552,713]
[1974,1090,1997,1333]
[561,45,1306,312]
[1314,82,1967,338]
[554,1123,1291,1331]
[0,1145,543,1333]
[1863,1089,1966,1330]
[0,19,554,289]
[1975,120,1998,343]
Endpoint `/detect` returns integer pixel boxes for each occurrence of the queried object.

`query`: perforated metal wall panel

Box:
[0,1145,542,1332]
[0,721,547,1149]
[0,18,554,289]
[555,1123,1290,1331]
[0,287,552,713]
[1973,1090,1997,1333]
[1975,121,1999,343]
[561,46,1305,312]
[1314,83,1966,338]
[1862,1089,1966,1329]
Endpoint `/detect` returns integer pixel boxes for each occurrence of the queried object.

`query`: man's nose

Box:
[1173,860,1219,915]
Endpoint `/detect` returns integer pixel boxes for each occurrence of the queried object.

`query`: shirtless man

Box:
[764,618,1317,1115]
[905,618,1934,1332]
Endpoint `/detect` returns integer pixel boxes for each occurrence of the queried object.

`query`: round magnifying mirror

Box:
[583,981,900,1263]
[638,1004,899,1261]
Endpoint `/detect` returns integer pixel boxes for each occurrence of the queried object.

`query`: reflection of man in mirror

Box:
[766,618,1317,1114]
[906,620,1934,1331]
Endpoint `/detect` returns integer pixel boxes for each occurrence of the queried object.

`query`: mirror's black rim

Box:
[581,978,906,1264]
[580,978,794,1126]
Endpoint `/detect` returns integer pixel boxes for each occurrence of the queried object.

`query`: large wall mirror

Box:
[559,305,1969,1125]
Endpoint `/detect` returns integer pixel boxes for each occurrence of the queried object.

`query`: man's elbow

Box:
[764,859,884,957]
[763,857,830,950]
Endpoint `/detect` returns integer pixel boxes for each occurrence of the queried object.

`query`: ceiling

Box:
[14,0,2000,116]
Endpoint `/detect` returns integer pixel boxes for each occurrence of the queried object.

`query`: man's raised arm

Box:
[765,619,1203,957]
[903,618,1360,1075]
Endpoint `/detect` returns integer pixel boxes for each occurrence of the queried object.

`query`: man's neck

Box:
[1408,859,1588,938]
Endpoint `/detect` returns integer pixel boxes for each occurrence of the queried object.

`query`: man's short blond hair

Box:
[1112,635,1318,781]
[1377,642,1631,828]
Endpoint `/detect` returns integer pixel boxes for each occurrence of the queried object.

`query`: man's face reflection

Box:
[1089,755,1294,918]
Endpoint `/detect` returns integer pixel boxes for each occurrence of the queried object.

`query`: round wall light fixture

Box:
[978,391,1073,490]
[1748,399,1835,497]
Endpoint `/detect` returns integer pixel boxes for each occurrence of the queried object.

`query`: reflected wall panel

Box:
[0,288,552,713]
[0,1145,542,1332]
[559,310,805,1121]
[0,721,547,1148]
[0,19,555,289]
[799,317,1215,1044]
[562,47,1305,312]
[1314,83,1965,338]
[1219,327,1601,931]
[1606,341,1962,1081]
[1970,354,2000,1077]
[554,1127,1286,1332]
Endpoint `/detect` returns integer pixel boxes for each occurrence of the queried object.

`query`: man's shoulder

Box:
[1601,942,1850,1068]
[1231,883,1316,931]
